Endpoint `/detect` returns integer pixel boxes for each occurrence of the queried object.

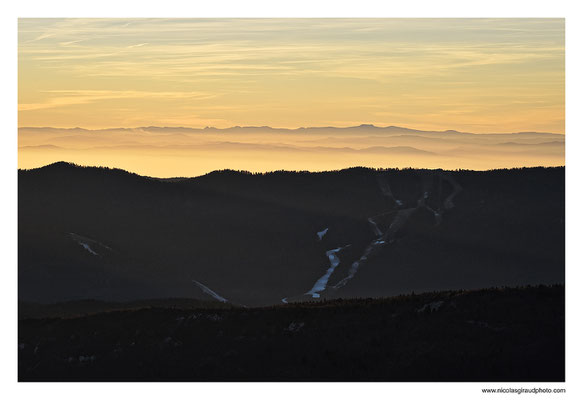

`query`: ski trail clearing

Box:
[306,247,346,298]
[192,280,228,303]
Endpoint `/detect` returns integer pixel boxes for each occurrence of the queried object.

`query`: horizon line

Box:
[18,124,566,135]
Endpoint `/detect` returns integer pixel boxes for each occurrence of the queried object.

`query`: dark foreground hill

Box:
[18,285,565,382]
[18,298,235,320]
[19,163,564,306]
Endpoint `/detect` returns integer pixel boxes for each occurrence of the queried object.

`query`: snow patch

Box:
[285,321,305,332]
[368,218,382,236]
[206,313,223,322]
[192,280,228,303]
[79,242,98,255]
[69,232,111,256]
[316,228,329,240]
[425,205,443,226]
[417,300,444,313]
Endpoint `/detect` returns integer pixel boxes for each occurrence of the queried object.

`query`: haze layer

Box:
[19,125,564,177]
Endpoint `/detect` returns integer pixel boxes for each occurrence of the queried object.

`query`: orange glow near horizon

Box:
[18,19,564,176]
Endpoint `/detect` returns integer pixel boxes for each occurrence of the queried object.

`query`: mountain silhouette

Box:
[19,162,564,307]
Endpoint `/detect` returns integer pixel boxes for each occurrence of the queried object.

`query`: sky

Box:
[18,18,565,133]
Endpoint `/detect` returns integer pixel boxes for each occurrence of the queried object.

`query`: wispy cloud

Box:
[127,43,148,48]
[18,18,564,133]
[19,90,216,111]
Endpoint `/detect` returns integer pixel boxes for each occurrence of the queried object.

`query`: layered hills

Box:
[18,125,565,177]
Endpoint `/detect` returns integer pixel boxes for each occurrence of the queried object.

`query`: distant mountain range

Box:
[18,125,565,176]
[19,124,565,135]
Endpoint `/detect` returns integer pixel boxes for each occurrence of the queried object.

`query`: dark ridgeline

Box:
[18,162,564,306]
[18,162,565,381]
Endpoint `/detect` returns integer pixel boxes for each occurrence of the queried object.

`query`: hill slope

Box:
[18,163,564,306]
[18,285,565,382]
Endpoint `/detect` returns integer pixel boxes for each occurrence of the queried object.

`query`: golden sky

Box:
[19,18,564,133]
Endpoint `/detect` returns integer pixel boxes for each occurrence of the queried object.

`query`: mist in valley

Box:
[18,124,564,177]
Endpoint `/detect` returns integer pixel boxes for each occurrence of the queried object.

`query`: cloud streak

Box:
[19,90,216,111]
[18,18,564,133]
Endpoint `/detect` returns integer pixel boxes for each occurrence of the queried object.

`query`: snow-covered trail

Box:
[69,232,111,256]
[377,174,403,206]
[421,172,461,225]
[333,173,457,289]
[306,247,346,298]
[79,242,98,256]
[192,280,228,303]
[386,207,416,241]
[442,173,463,210]
[332,238,385,289]
[333,200,420,289]
[424,205,443,225]
[368,218,382,236]
[285,172,463,302]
